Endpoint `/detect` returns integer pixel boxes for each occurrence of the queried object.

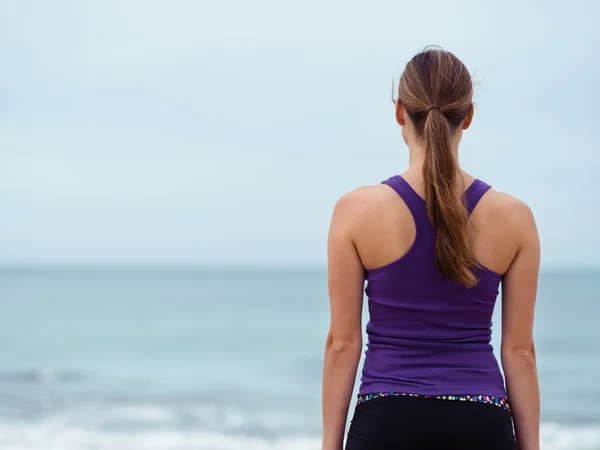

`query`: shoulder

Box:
[484,189,534,221]
[333,184,397,215]
[483,189,538,239]
[330,184,398,234]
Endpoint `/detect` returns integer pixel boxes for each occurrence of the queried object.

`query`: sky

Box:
[0,0,598,269]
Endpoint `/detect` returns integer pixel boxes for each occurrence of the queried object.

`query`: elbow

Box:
[501,346,536,366]
[326,334,362,355]
[331,339,361,353]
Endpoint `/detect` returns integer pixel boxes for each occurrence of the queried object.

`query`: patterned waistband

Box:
[357,392,511,413]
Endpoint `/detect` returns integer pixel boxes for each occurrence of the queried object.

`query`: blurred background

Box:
[0,1,598,449]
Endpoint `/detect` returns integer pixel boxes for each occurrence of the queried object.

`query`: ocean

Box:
[0,268,598,449]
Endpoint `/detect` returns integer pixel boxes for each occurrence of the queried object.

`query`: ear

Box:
[395,100,406,127]
[462,103,474,130]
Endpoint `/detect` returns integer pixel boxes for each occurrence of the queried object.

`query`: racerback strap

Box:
[383,175,492,220]
[382,176,430,227]
[465,179,492,216]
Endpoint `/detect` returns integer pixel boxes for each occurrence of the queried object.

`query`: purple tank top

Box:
[358,175,506,398]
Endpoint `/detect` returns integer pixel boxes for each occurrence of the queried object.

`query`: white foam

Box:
[41,402,309,433]
[542,423,600,450]
[201,406,308,430]
[104,405,176,423]
[0,422,320,450]
[1,412,599,450]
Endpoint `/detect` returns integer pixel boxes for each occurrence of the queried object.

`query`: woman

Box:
[322,49,540,450]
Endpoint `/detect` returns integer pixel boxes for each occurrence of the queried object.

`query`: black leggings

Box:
[345,395,516,450]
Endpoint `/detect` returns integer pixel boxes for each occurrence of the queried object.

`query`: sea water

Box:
[0,268,598,449]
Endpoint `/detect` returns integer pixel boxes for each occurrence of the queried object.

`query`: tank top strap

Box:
[465,179,492,216]
[382,175,429,225]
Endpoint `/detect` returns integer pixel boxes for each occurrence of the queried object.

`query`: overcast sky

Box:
[0,0,598,269]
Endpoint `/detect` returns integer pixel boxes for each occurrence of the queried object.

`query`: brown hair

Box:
[398,48,476,287]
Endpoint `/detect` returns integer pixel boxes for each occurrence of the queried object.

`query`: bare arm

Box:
[322,194,365,450]
[501,203,541,450]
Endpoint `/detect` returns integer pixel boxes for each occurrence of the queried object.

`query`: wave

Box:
[0,400,599,449]
[0,421,599,450]
[0,369,88,384]
[44,402,318,436]
[0,422,319,450]
[542,423,600,450]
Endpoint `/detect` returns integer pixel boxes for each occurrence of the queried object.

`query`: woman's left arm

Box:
[322,193,365,450]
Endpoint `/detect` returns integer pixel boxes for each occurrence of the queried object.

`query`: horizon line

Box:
[0,262,598,276]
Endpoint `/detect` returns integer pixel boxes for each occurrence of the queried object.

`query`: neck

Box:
[408,143,426,167]
[406,139,460,169]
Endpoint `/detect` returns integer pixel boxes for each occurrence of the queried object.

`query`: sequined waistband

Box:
[357,392,510,412]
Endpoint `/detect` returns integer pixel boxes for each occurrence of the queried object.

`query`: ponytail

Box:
[398,48,476,287]
[423,108,476,287]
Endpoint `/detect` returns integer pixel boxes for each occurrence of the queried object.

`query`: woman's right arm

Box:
[501,201,541,450]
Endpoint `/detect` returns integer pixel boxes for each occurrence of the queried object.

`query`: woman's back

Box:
[356,173,510,397]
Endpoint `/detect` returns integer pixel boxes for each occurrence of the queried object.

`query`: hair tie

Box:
[428,106,440,111]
